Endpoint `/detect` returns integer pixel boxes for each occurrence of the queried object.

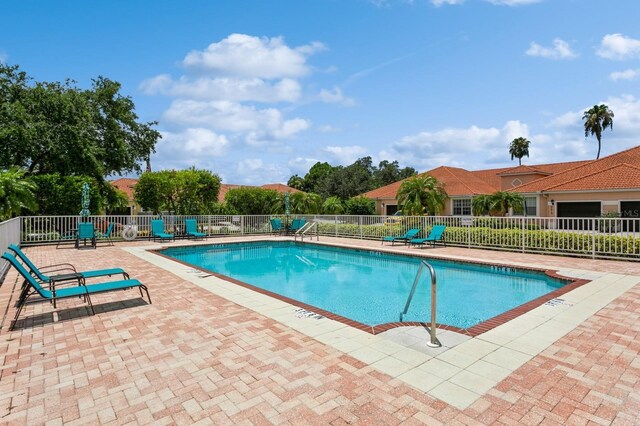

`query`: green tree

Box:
[224,187,279,215]
[396,175,447,216]
[316,158,375,200]
[302,162,334,193]
[344,196,375,215]
[0,167,38,220]
[30,174,105,215]
[471,194,493,216]
[472,191,524,216]
[583,104,614,160]
[134,168,221,214]
[0,64,161,181]
[373,160,417,187]
[286,175,305,191]
[509,137,531,165]
[290,192,322,214]
[322,196,344,214]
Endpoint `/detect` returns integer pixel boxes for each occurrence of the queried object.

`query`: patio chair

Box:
[76,222,96,249]
[270,218,283,235]
[96,222,115,246]
[185,219,206,240]
[150,219,174,242]
[2,252,151,330]
[409,225,447,248]
[290,218,306,233]
[381,228,420,246]
[8,244,129,289]
[55,226,78,249]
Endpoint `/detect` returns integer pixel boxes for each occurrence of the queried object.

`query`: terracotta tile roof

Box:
[496,165,552,176]
[362,157,603,200]
[218,184,243,202]
[515,145,640,193]
[260,183,302,194]
[540,163,640,191]
[363,166,498,199]
[110,178,138,200]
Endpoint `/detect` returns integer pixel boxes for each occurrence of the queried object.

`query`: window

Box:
[452,199,471,216]
[513,196,537,216]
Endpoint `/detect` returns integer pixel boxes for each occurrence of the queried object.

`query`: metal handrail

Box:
[400,260,440,347]
[295,221,318,242]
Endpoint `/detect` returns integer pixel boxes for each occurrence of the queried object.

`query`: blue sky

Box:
[2,0,640,185]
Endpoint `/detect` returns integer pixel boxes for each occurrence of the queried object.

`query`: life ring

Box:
[121,225,138,241]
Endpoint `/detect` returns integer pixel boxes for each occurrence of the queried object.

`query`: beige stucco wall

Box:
[536,191,640,217]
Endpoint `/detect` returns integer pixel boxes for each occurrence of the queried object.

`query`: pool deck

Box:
[1,236,639,424]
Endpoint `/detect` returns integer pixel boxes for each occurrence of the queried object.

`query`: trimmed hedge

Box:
[316,223,640,258]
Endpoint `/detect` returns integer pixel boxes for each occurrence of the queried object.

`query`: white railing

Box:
[0,217,21,278]
[13,214,640,260]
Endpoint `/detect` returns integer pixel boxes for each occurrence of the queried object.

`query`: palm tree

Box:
[509,137,531,165]
[322,196,344,214]
[489,191,524,216]
[396,175,447,216]
[290,192,322,214]
[0,167,38,220]
[472,194,493,216]
[583,104,614,159]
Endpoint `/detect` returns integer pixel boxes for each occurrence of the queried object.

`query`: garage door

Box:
[621,201,640,232]
[557,202,601,230]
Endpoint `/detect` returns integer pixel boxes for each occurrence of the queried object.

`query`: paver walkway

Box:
[0,238,639,424]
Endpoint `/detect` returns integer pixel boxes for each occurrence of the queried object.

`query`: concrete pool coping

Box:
[125,237,640,410]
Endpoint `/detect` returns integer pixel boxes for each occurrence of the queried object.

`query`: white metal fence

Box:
[0,218,21,278]
[14,214,640,260]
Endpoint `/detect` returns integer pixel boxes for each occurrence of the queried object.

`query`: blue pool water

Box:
[160,241,566,329]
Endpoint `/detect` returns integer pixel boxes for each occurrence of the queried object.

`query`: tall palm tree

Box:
[509,137,531,165]
[0,167,38,220]
[290,192,322,214]
[583,104,614,159]
[396,175,447,216]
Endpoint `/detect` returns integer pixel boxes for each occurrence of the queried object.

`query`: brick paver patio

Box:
[1,238,639,424]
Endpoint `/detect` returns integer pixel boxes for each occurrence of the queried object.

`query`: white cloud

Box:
[431,0,464,6]
[287,157,320,176]
[163,100,310,139]
[182,34,325,79]
[235,159,289,185]
[324,146,367,165]
[140,74,301,103]
[610,69,639,82]
[597,34,640,60]
[485,0,540,5]
[151,128,229,171]
[0,51,7,64]
[317,125,341,133]
[526,39,578,60]
[318,87,356,107]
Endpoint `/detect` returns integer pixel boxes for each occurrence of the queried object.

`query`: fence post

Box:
[521,217,525,253]
[241,216,245,235]
[359,216,363,239]
[335,216,338,237]
[468,217,471,249]
[592,218,596,259]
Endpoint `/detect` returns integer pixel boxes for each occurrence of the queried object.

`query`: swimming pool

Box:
[159,241,568,329]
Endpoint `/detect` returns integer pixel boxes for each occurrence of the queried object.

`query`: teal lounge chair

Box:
[290,218,306,233]
[8,244,128,286]
[382,228,420,245]
[76,222,96,249]
[270,218,283,235]
[96,223,115,246]
[151,219,174,242]
[2,252,150,330]
[409,225,447,248]
[185,219,206,240]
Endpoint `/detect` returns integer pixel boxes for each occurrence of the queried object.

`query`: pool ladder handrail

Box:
[295,221,319,242]
[400,260,441,348]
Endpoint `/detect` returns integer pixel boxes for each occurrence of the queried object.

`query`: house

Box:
[363,145,640,220]
[110,178,142,215]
